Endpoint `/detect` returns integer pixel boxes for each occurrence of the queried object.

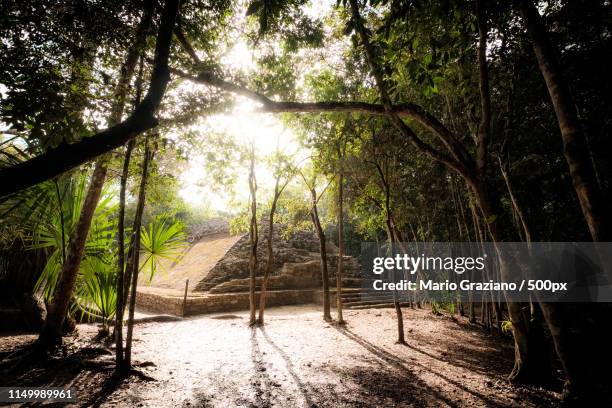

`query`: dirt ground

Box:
[0,305,561,407]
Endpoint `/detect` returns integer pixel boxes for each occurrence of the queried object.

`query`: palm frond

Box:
[139,217,188,281]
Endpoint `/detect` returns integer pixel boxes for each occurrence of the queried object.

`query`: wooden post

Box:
[182,279,189,317]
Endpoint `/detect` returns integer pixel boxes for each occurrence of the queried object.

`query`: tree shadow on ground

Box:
[333,325,560,408]
[187,325,315,408]
[2,343,115,407]
[402,313,563,392]
[2,339,155,408]
[255,324,470,407]
[249,327,277,407]
[258,326,316,407]
[401,312,518,376]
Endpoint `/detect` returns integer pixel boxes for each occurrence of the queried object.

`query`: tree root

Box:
[0,341,46,374]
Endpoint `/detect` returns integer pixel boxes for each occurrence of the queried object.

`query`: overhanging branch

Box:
[0,0,180,198]
[175,69,473,170]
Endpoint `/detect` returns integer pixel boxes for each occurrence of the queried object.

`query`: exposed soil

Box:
[0,305,561,407]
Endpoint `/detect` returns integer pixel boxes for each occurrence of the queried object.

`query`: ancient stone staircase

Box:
[138,219,405,315]
[339,283,410,310]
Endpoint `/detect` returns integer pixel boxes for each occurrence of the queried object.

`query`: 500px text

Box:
[372,279,568,293]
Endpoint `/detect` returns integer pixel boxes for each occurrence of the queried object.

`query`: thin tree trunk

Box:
[257,180,279,325]
[386,222,405,344]
[248,151,258,326]
[498,156,533,242]
[336,167,345,324]
[115,52,145,370]
[475,0,491,177]
[115,139,134,369]
[53,180,67,265]
[124,135,153,368]
[122,216,143,311]
[310,189,331,321]
[375,161,405,344]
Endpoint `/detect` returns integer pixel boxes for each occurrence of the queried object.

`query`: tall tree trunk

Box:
[115,53,145,370]
[115,139,134,369]
[36,0,155,349]
[248,152,258,326]
[310,189,331,321]
[374,161,405,344]
[256,179,280,325]
[38,161,108,347]
[386,221,405,344]
[517,0,610,242]
[517,2,612,401]
[256,156,292,325]
[471,180,552,383]
[36,36,97,348]
[336,167,345,324]
[124,135,153,368]
[346,0,551,384]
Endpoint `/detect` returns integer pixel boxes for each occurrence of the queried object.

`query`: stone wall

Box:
[136,288,330,316]
[136,290,185,315]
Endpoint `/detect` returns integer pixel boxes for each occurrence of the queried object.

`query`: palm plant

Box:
[74,256,117,331]
[28,174,117,300]
[1,172,187,327]
[139,217,188,281]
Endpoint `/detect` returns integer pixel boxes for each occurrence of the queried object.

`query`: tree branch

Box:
[0,0,180,198]
[346,0,474,181]
[174,68,473,169]
[174,23,202,65]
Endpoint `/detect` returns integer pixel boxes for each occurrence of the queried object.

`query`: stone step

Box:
[339,278,363,288]
[343,297,396,306]
[339,287,363,293]
[340,289,385,297]
[346,302,411,310]
[341,293,392,302]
